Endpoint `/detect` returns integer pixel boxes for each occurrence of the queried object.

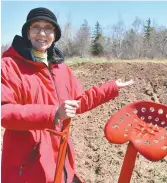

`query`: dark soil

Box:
[70,62,167,183]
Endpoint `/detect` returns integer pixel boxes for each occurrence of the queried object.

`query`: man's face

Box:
[28,20,55,52]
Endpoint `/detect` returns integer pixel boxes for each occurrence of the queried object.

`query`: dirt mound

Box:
[70,62,167,183]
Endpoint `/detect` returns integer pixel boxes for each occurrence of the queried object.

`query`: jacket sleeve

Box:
[68,67,119,114]
[77,80,119,113]
[1,62,56,130]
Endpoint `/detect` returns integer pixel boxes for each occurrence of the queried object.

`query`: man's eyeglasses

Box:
[30,25,55,35]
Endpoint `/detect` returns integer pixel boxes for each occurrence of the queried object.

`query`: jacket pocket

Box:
[19,142,41,177]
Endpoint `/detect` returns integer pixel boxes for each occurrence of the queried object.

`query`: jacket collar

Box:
[12,35,64,64]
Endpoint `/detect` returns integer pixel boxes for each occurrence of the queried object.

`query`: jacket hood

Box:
[2,35,65,64]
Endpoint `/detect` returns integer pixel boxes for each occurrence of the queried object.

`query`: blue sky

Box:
[1,1,167,45]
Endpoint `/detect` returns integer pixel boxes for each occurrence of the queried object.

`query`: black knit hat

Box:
[22,7,61,44]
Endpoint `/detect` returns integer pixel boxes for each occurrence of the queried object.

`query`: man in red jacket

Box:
[1,7,134,183]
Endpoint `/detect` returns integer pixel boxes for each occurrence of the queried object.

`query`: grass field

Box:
[66,57,167,65]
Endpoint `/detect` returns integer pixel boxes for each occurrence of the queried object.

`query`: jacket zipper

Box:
[48,64,61,106]
[48,64,68,183]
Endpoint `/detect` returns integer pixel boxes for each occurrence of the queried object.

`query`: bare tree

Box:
[1,43,10,54]
[74,19,91,57]
[56,15,76,57]
[132,16,143,33]
[100,37,113,59]
[120,18,143,59]
[110,18,126,58]
[151,26,167,58]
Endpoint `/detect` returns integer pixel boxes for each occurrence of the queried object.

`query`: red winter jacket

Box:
[1,44,119,183]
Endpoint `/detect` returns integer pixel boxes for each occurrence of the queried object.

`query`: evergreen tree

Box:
[91,21,104,56]
[144,18,154,43]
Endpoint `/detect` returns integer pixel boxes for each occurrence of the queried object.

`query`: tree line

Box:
[2,17,167,59]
